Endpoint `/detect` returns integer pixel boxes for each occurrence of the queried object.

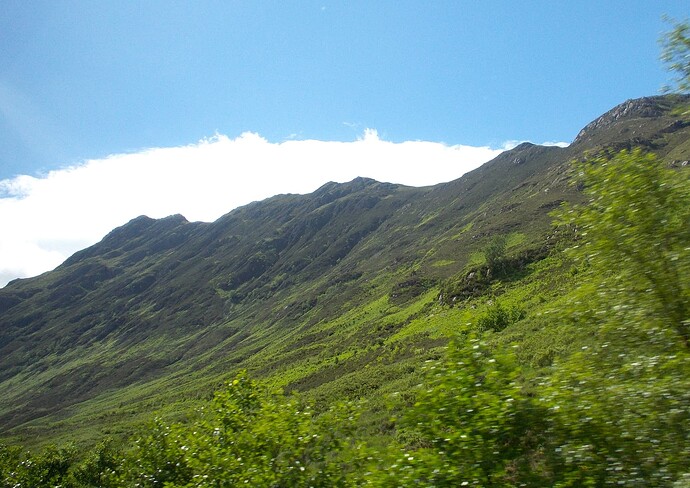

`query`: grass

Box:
[1,94,689,451]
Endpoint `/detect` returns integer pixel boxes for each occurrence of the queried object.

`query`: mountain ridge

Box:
[1,95,689,446]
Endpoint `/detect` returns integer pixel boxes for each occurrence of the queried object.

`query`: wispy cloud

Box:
[0,131,504,286]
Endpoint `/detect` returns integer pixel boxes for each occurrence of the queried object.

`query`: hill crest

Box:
[1,94,689,445]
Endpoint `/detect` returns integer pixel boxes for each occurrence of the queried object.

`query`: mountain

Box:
[1,94,689,446]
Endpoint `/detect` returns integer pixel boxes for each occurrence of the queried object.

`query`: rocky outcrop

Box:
[573,95,690,145]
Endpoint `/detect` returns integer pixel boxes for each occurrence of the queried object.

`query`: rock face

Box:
[573,95,690,146]
[575,97,663,142]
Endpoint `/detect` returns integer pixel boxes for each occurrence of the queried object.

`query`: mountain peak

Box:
[511,142,537,151]
[60,213,192,267]
[312,177,397,203]
[315,177,380,192]
[104,213,189,237]
[573,95,690,145]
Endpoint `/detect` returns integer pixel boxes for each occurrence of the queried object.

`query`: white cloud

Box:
[0,131,505,287]
[501,139,570,150]
[542,141,570,148]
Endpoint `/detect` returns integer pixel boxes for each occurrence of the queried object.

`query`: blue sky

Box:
[0,1,688,285]
[2,1,687,179]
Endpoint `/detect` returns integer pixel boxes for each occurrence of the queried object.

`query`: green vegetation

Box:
[2,28,690,486]
[1,144,689,486]
[556,148,690,347]
[661,17,690,94]
[482,234,508,272]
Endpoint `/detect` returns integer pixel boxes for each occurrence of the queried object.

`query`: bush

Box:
[476,300,525,332]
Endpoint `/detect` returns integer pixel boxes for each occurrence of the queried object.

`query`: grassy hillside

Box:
[0,94,689,470]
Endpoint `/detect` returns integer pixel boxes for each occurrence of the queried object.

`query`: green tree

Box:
[661,17,690,93]
[2,443,78,488]
[483,234,508,276]
[68,437,122,487]
[0,444,22,487]
[555,148,690,347]
[121,417,193,487]
[476,300,525,333]
[373,338,552,487]
[545,345,690,486]
[547,149,690,485]
[123,371,360,487]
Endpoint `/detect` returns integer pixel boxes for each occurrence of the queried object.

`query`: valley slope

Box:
[1,94,689,446]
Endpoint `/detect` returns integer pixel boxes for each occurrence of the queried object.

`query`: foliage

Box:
[545,344,690,486]
[476,300,525,333]
[661,17,690,93]
[555,148,690,348]
[68,438,121,487]
[369,338,552,487]
[544,148,690,485]
[483,234,508,274]
[0,444,22,487]
[0,443,78,487]
[120,417,193,487]
[120,371,361,487]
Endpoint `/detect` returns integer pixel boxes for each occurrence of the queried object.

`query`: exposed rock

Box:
[573,95,690,145]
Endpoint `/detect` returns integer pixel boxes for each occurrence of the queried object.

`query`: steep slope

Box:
[1,94,689,445]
